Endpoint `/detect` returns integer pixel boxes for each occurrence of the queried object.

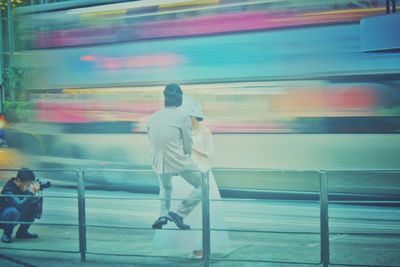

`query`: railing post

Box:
[0,2,3,77]
[77,170,87,261]
[201,171,210,267]
[320,171,329,267]
[6,0,14,66]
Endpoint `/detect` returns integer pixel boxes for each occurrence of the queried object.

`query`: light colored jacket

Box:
[148,107,198,174]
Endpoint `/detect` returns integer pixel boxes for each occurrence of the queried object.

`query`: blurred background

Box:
[1,0,399,197]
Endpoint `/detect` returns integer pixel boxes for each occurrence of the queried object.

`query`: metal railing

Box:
[0,168,399,267]
[0,168,82,257]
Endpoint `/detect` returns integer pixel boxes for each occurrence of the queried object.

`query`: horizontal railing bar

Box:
[2,168,400,173]
[329,232,400,236]
[329,217,400,222]
[216,168,400,173]
[83,168,172,173]
[86,251,193,259]
[31,222,79,227]
[83,167,400,173]
[329,201,400,204]
[222,229,319,234]
[81,195,321,202]
[330,263,400,267]
[2,193,317,203]
[214,168,321,172]
[87,225,189,231]
[0,194,78,199]
[0,220,77,225]
[214,198,320,203]
[84,196,195,200]
[84,197,159,200]
[85,223,319,234]
[82,168,320,173]
[0,247,79,254]
[4,193,396,204]
[0,168,80,172]
[325,169,400,173]
[208,257,321,265]
[87,251,320,265]
[0,220,321,235]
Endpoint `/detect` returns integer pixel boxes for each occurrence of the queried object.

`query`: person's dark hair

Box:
[164,83,183,107]
[16,167,36,182]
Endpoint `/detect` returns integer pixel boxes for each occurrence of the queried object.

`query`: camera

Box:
[35,179,51,189]
[33,179,50,219]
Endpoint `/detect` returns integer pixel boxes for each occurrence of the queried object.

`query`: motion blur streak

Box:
[5,0,400,195]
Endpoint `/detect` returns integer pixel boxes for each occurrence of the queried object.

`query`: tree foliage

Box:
[2,66,35,122]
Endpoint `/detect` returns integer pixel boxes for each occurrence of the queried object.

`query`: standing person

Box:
[0,168,41,243]
[148,83,202,230]
[154,99,230,259]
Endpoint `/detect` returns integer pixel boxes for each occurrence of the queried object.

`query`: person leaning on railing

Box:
[0,168,41,243]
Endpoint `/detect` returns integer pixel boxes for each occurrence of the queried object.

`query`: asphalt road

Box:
[0,187,399,267]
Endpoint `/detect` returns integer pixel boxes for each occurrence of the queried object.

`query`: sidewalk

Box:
[0,224,315,267]
[0,249,312,267]
[1,189,399,267]
[0,251,310,267]
[4,222,399,267]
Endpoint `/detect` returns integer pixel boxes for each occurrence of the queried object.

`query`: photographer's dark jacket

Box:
[0,178,36,212]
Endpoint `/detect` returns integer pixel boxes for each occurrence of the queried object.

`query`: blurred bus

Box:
[7,0,400,197]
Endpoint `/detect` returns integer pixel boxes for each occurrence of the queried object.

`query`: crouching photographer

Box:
[0,167,50,243]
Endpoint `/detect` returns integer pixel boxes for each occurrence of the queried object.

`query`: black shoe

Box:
[15,231,38,239]
[152,216,169,229]
[168,211,190,230]
[1,234,12,243]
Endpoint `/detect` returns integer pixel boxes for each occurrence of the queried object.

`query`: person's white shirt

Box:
[148,107,197,174]
[191,125,215,172]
